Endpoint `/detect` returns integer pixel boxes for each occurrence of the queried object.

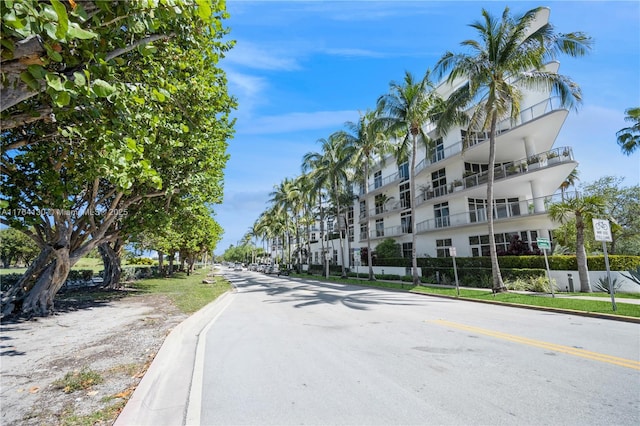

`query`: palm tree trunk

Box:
[487,115,507,292]
[365,160,375,281]
[575,213,592,292]
[410,134,420,285]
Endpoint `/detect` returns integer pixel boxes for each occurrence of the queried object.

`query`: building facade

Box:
[307,60,577,268]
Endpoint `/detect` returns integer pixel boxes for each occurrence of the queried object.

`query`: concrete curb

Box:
[406,290,640,324]
[114,290,236,426]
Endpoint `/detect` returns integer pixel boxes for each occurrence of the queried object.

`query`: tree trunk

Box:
[487,116,507,292]
[21,248,70,317]
[98,241,122,289]
[575,214,592,292]
[168,251,175,276]
[158,251,165,276]
[410,135,420,285]
[1,248,51,317]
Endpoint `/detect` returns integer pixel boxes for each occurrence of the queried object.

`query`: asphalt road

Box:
[190,271,640,426]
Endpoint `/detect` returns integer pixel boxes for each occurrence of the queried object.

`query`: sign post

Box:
[536,238,554,298]
[593,218,616,311]
[449,247,460,297]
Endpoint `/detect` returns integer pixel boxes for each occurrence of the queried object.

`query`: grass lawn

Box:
[300,275,640,319]
[128,270,230,314]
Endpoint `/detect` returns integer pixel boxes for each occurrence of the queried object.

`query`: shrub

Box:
[593,276,623,293]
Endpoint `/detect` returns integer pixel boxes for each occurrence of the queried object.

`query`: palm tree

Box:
[435,6,592,292]
[339,109,390,280]
[269,178,300,268]
[377,70,445,285]
[548,194,606,292]
[560,168,580,201]
[616,107,640,155]
[302,133,354,278]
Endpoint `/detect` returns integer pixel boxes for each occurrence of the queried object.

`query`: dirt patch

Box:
[0,290,188,425]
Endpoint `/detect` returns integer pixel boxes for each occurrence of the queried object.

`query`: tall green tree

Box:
[302,133,354,278]
[581,176,640,255]
[435,6,592,292]
[1,1,234,317]
[548,194,606,292]
[340,109,390,281]
[616,107,640,155]
[377,70,445,285]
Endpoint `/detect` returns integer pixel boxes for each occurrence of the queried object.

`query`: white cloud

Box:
[225,41,301,71]
[237,110,360,134]
[321,47,385,58]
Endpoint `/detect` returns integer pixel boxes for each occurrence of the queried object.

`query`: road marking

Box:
[430,319,640,371]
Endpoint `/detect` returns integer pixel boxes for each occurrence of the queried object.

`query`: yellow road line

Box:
[430,319,640,371]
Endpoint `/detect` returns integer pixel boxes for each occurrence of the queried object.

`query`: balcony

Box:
[413,96,565,177]
[414,147,574,206]
[415,191,567,234]
[360,224,411,241]
[359,199,410,221]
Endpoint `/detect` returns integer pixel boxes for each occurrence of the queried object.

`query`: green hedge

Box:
[411,255,640,271]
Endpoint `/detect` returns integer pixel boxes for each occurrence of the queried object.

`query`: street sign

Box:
[593,218,612,242]
[536,238,551,250]
[448,247,457,257]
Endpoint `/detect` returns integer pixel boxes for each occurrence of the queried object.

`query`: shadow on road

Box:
[226,272,454,311]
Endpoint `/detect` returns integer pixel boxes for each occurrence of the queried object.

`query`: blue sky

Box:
[213,0,640,255]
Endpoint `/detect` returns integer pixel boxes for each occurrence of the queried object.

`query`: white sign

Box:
[592,218,612,242]
[448,247,457,257]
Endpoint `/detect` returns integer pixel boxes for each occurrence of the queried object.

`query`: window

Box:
[468,198,487,223]
[401,211,412,233]
[376,219,384,237]
[402,242,412,258]
[464,162,489,175]
[399,182,411,209]
[374,170,382,189]
[436,238,452,258]
[359,200,367,218]
[375,194,385,214]
[468,231,537,256]
[347,206,354,225]
[360,223,368,241]
[432,168,448,197]
[398,161,409,181]
[310,232,317,243]
[434,202,450,228]
[431,138,445,163]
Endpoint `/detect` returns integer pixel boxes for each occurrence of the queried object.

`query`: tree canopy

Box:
[1,0,235,317]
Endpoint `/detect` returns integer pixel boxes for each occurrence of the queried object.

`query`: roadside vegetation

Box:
[300,274,640,319]
[129,270,230,314]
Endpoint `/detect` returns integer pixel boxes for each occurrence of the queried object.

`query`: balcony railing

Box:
[414,146,574,206]
[359,199,410,220]
[359,224,411,241]
[359,96,565,198]
[415,191,568,233]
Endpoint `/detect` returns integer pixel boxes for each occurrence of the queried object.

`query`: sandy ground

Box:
[0,291,187,425]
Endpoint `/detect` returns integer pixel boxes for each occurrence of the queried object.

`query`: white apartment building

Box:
[303,8,578,269]
[307,63,576,267]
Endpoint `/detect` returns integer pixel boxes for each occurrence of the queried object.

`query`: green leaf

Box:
[181,124,190,133]
[45,73,64,91]
[20,72,40,91]
[73,71,86,86]
[50,0,69,40]
[196,0,212,22]
[152,89,166,102]
[54,91,71,107]
[27,64,46,79]
[67,22,97,39]
[92,79,116,97]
